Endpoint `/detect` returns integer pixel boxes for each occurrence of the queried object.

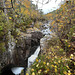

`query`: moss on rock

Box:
[0,42,5,53]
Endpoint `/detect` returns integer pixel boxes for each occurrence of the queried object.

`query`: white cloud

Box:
[32,0,65,14]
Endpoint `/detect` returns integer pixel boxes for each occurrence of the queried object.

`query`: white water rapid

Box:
[41,21,52,35]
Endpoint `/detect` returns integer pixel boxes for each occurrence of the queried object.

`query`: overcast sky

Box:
[32,0,65,14]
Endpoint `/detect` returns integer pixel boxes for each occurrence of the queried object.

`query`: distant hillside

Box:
[45,0,75,54]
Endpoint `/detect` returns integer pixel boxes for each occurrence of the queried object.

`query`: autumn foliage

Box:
[46,0,75,53]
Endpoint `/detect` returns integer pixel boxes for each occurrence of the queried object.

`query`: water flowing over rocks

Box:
[40,21,56,54]
[41,21,52,35]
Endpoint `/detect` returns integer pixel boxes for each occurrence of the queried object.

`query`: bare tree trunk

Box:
[2,0,9,22]
[2,0,12,64]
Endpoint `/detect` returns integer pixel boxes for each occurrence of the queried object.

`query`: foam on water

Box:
[11,67,24,74]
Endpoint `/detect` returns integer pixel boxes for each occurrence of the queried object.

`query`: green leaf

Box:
[0,26,3,31]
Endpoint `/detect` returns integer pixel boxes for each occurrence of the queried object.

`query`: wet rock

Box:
[40,35,52,54]
[31,31,43,40]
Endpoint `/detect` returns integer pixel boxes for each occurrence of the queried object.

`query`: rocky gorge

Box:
[0,21,54,75]
[0,31,43,66]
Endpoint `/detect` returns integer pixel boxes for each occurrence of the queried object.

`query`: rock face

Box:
[0,31,43,69]
[40,35,52,54]
[40,33,57,54]
[29,32,43,57]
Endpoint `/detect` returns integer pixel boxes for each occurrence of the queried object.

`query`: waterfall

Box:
[34,46,40,55]
[7,32,41,74]
[28,46,40,67]
[11,46,40,75]
[8,31,15,52]
[8,31,15,63]
[27,21,52,68]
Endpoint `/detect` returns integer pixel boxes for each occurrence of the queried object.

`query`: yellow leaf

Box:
[32,72,35,75]
[63,71,67,75]
[68,45,71,47]
[26,73,29,75]
[9,17,12,19]
[55,68,57,73]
